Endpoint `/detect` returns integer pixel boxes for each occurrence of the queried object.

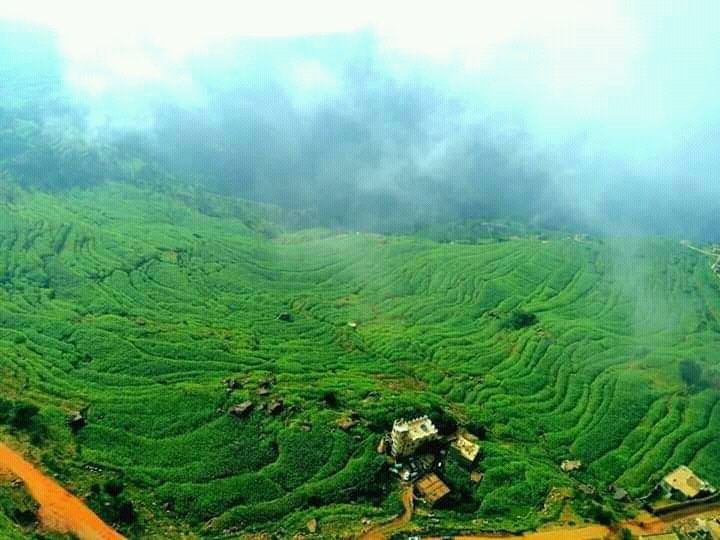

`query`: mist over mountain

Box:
[1,2,719,238]
[4,6,720,539]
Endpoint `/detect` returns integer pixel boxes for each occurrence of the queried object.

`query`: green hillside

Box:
[1,182,719,537]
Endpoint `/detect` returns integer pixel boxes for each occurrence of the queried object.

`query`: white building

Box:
[391,416,438,457]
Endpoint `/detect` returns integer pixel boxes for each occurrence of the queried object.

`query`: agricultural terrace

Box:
[0,183,719,537]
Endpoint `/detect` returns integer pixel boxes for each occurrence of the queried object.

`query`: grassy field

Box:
[0,182,719,537]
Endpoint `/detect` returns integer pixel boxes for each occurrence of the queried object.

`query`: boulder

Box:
[267,400,284,415]
[336,417,357,431]
[68,411,86,432]
[229,401,254,417]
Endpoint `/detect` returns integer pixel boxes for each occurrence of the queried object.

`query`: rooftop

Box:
[393,416,438,442]
[451,433,480,462]
[415,473,450,505]
[663,465,714,499]
[560,460,582,472]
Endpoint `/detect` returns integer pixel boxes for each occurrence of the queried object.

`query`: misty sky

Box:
[1,1,719,237]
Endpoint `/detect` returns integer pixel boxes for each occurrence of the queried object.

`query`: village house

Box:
[675,517,720,540]
[451,432,480,464]
[391,416,439,457]
[560,459,582,473]
[415,473,450,505]
[662,466,716,500]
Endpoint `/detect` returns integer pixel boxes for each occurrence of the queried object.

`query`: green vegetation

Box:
[0,181,719,537]
[679,359,704,389]
[504,309,539,330]
[0,478,71,539]
[0,398,46,444]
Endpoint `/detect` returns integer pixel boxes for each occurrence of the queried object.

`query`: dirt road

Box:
[426,501,720,540]
[0,442,124,540]
[622,501,720,536]
[425,524,610,540]
[359,484,415,540]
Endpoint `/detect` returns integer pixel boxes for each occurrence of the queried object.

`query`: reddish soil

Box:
[443,525,611,539]
[367,488,720,540]
[359,484,415,540]
[0,442,124,540]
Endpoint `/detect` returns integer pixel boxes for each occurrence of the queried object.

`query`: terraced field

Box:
[0,182,719,537]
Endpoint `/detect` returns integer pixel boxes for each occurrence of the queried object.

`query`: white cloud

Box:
[3,0,637,94]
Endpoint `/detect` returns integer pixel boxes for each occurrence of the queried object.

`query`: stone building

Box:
[391,416,438,457]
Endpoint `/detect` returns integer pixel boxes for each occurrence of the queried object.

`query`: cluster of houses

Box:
[637,467,720,539]
[379,415,481,506]
[639,516,720,540]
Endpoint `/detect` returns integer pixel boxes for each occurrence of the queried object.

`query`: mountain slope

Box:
[0,183,719,537]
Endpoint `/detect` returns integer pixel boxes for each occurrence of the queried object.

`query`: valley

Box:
[1,184,719,538]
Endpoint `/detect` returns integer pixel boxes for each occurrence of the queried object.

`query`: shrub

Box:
[8,403,38,430]
[466,421,487,440]
[679,359,703,389]
[428,407,457,436]
[505,310,538,330]
[587,502,613,525]
[0,399,13,423]
[117,501,135,524]
[322,391,339,408]
[104,479,125,497]
[440,454,478,512]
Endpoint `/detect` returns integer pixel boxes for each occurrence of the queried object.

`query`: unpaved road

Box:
[359,484,415,540]
[427,501,720,540]
[438,525,611,539]
[367,484,720,540]
[622,501,720,535]
[0,442,124,540]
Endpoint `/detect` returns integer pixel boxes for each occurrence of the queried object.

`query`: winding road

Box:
[359,484,415,540]
[360,482,720,540]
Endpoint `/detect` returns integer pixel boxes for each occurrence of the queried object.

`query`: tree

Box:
[679,359,703,388]
[104,479,125,497]
[321,391,339,408]
[117,501,135,524]
[505,310,538,330]
[9,403,39,430]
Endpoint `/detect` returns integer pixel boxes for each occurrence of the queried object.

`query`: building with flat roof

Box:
[662,465,715,499]
[451,433,480,464]
[391,416,438,457]
[560,460,582,473]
